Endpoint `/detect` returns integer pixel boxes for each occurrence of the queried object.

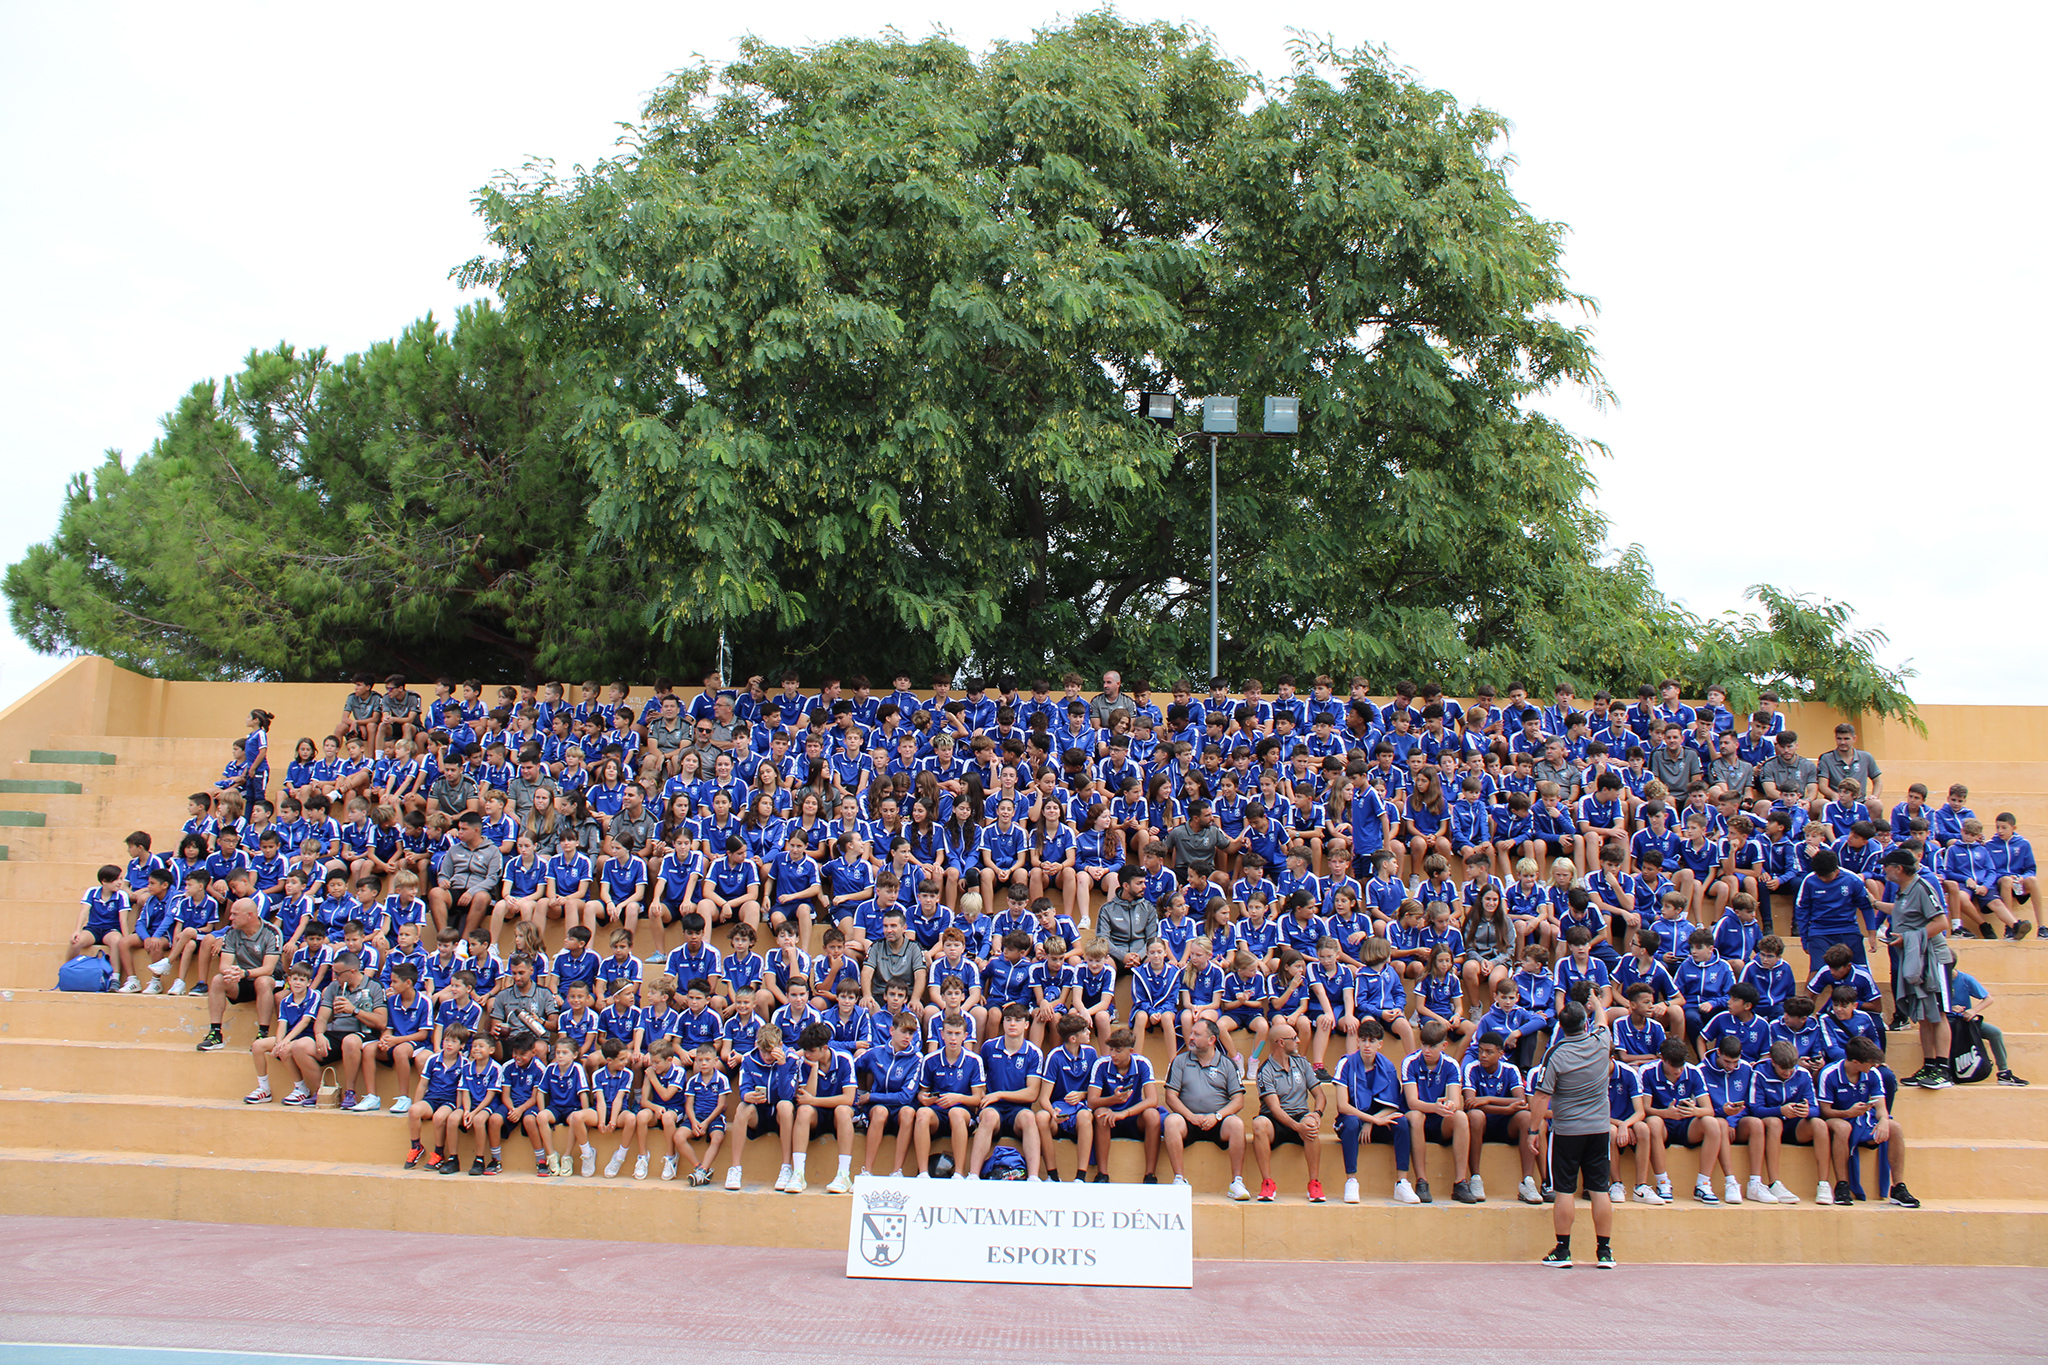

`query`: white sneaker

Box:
[1609,1182,1627,1203]
[1228,1177,1251,1201]
[243,1086,271,1104]
[1770,1181,1798,1204]
[1747,1177,1776,1204]
[549,1153,566,1176]
[634,1154,649,1180]
[1815,1181,1833,1206]
[143,978,161,995]
[1343,1177,1360,1204]
[604,1147,626,1178]
[120,975,140,993]
[1724,1176,1742,1205]
[1634,1183,1666,1205]
[151,959,170,975]
[1172,1174,1189,1186]
[1695,1178,1720,1204]
[284,1082,310,1102]
[826,1171,854,1194]
[661,1156,677,1181]
[351,1095,380,1113]
[1392,1178,1420,1204]
[645,953,666,964]
[1518,1176,1542,1204]
[914,1171,930,1179]
[166,979,187,997]
[1469,1174,1485,1201]
[725,1165,743,1191]
[1656,1179,1675,1201]
[581,1148,597,1178]
[389,1097,411,1116]
[775,1163,794,1192]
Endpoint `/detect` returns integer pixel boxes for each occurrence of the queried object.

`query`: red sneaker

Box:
[1306,1179,1326,1204]
[1256,1178,1278,1202]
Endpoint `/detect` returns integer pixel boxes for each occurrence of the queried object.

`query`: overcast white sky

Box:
[2,2,2041,706]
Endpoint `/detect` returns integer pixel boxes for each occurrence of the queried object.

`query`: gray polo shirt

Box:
[1166,1047,1243,1115]
[491,980,559,1031]
[320,977,386,1038]
[222,921,281,974]
[610,807,654,854]
[1161,822,1226,875]
[506,772,559,825]
[1256,1052,1317,1120]
[867,936,925,993]
[1534,1023,1611,1136]
[1817,748,1881,794]
[1532,759,1580,797]
[1709,757,1755,794]
[1757,755,1818,801]
[1649,746,1702,792]
[1089,692,1136,728]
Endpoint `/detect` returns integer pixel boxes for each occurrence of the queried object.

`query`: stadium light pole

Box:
[1199,395,1299,680]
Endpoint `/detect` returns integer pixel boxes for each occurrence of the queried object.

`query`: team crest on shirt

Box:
[859,1187,910,1266]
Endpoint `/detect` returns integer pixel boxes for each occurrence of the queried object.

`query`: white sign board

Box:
[844,1174,1193,1288]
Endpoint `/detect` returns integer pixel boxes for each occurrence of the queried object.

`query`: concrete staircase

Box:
[1,694,2045,1263]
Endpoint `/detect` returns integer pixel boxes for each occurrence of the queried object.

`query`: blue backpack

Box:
[56,955,117,992]
[980,1144,1028,1180]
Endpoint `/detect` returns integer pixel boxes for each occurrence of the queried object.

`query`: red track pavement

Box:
[1,1217,2042,1363]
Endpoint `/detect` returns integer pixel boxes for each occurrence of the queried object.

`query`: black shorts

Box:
[1547,1130,1611,1196]
[1263,1116,1307,1148]
[222,977,261,1005]
[1421,1113,1456,1146]
[1777,1116,1818,1146]
[1476,1112,1521,1145]
[1662,1117,1702,1147]
[322,1030,364,1057]
[985,1102,1031,1136]
[1177,1117,1233,1147]
[1106,1114,1153,1141]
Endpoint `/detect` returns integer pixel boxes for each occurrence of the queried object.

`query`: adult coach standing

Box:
[1531,1000,1615,1269]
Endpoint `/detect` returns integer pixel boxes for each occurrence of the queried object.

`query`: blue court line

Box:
[0,1346,494,1365]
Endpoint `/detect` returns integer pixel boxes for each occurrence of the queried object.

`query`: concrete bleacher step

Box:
[49,734,233,764]
[1,1089,2037,1201]
[0,1144,2038,1263]
[28,750,117,767]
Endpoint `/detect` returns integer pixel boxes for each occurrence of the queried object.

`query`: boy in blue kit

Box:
[1036,1013,1099,1181]
[1818,985,1884,1062]
[1769,996,1829,1077]
[539,1038,596,1177]
[1086,1026,1159,1183]
[1477,979,1545,1072]
[455,1032,506,1177]
[1820,1037,1917,1207]
[1397,1020,1474,1204]
[972,1004,1047,1181]
[642,1040,697,1182]
[858,1011,925,1178]
[1700,1035,1772,1204]
[1793,848,1875,968]
[374,964,435,1106]
[405,1026,468,1171]
[74,864,134,990]
[1554,926,1612,1013]
[1806,943,1882,1013]
[1332,1018,1422,1204]
[1712,891,1763,968]
[1461,1033,1539,1204]
[675,978,727,1052]
[790,1020,860,1193]
[1642,1037,1724,1204]
[676,1045,733,1186]
[1607,1056,1659,1204]
[1613,984,1668,1066]
[1675,930,1734,1043]
[1990,813,2040,938]
[1699,983,1771,1062]
[550,924,602,1001]
[1749,1039,1817,1204]
[1739,936,1797,1020]
[590,1035,651,1179]
[916,1012,988,1178]
[500,1032,552,1177]
[1948,964,2029,1086]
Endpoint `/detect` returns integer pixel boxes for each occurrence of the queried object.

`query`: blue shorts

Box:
[1222,1006,1263,1028]
[1105,1113,1153,1141]
[1663,1117,1701,1147]
[1048,1100,1085,1138]
[986,1101,1031,1135]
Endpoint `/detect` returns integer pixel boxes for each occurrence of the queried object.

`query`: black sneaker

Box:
[1888,1183,1920,1208]
[438,1156,460,1175]
[2004,924,2022,941]
[1834,1181,1855,1206]
[1595,1243,1615,1270]
[1541,1184,1556,1203]
[1092,1172,1109,1183]
[254,1024,271,1039]
[195,1029,225,1053]
[1887,1014,1910,1032]
[1539,1245,1572,1269]
[1046,1170,1061,1182]
[1978,923,1998,939]
[404,1145,426,1170]
[1313,1066,1333,1084]
[485,1158,502,1175]
[1415,1178,1432,1204]
[469,1157,487,1176]
[2017,922,2035,941]
[1921,1068,1954,1090]
[1452,1178,1482,1204]
[1999,1070,2030,1086]
[1142,1173,1157,1184]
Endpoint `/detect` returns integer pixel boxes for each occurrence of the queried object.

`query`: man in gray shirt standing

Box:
[1532,999,1614,1268]
[1161,1019,1249,1198]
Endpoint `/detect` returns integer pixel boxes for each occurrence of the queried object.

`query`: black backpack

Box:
[1949,1014,1995,1084]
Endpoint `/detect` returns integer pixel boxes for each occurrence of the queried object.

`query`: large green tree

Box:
[5,303,699,681]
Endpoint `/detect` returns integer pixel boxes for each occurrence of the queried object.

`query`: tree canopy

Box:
[6,15,1918,724]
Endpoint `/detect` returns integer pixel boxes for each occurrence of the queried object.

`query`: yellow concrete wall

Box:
[4,658,2044,766]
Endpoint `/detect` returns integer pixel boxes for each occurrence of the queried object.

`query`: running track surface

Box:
[1,1217,2043,1364]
